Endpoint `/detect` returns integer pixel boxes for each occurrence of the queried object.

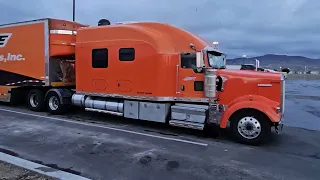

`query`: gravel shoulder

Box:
[0,161,56,180]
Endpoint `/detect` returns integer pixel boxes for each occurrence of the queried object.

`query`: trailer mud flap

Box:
[0,86,10,102]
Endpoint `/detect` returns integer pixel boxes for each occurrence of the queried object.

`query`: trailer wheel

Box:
[45,91,68,115]
[27,89,45,111]
[230,109,271,145]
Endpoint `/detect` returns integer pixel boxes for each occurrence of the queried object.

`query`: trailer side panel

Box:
[0,20,47,101]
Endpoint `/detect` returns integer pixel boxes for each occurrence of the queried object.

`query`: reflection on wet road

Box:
[285,80,320,130]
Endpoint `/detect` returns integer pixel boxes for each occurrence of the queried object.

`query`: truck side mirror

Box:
[196,51,204,68]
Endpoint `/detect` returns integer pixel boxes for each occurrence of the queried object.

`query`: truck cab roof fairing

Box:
[76,22,214,54]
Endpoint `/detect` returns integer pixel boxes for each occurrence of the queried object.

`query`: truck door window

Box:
[119,48,135,61]
[181,53,196,69]
[92,48,108,68]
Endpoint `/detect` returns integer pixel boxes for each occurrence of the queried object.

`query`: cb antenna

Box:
[73,0,76,21]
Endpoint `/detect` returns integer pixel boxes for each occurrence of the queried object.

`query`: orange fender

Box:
[219,95,281,128]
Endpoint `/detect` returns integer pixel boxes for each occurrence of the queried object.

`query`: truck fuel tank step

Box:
[85,108,123,116]
[169,120,204,130]
[171,104,208,124]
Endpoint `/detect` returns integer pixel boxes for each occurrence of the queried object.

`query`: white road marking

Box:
[0,108,208,147]
[0,152,90,180]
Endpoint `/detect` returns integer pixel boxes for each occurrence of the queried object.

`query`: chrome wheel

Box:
[29,94,38,107]
[237,116,261,139]
[48,96,59,111]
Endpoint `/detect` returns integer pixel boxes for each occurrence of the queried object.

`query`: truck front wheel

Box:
[230,109,271,145]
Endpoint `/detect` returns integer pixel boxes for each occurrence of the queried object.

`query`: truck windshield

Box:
[207,51,226,69]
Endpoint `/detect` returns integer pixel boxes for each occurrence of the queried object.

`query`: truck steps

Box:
[84,108,123,116]
[169,120,204,130]
[169,103,208,130]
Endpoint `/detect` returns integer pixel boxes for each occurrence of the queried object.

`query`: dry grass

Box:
[0,161,56,180]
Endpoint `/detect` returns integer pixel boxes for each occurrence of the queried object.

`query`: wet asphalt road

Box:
[0,80,319,180]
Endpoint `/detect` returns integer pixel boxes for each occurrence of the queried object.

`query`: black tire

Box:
[230,109,271,145]
[45,91,68,115]
[27,89,45,111]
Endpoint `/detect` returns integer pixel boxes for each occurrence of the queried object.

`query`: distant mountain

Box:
[227,54,320,71]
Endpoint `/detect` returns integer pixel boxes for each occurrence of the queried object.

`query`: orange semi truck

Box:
[0,18,285,145]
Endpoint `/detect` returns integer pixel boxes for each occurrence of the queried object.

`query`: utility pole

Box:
[72,0,75,22]
[304,65,307,80]
[305,66,307,74]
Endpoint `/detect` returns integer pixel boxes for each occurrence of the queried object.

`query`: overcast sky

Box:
[0,0,319,58]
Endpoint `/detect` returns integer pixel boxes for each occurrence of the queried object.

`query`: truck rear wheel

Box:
[45,91,68,115]
[27,89,45,111]
[230,109,271,145]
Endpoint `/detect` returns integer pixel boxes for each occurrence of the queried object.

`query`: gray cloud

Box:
[0,0,319,58]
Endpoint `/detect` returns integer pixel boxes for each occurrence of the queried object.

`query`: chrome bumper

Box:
[280,75,286,114]
[276,74,285,134]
